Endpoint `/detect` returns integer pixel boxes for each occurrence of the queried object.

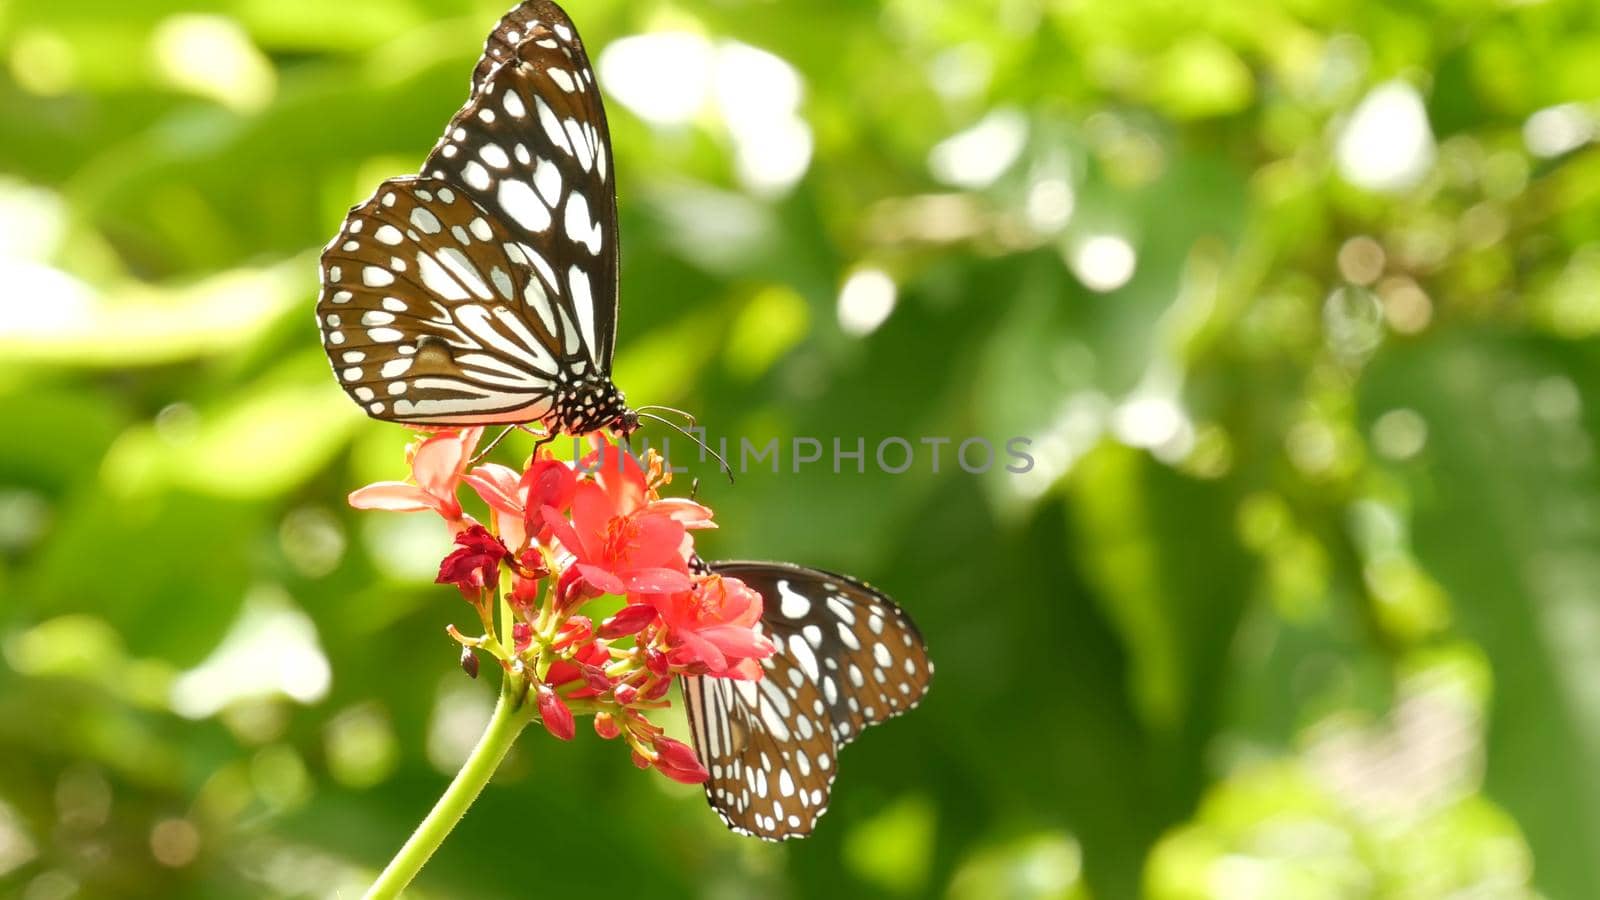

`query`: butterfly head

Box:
[612,406,642,439]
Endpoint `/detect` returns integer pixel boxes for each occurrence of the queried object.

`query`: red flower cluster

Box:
[349,429,775,785]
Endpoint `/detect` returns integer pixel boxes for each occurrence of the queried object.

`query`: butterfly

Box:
[681,561,934,840]
[316,1,636,437]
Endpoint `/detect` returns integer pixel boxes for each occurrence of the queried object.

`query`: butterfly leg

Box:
[469,426,520,464]
[521,423,558,457]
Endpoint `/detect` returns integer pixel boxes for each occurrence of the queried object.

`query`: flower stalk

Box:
[362,670,532,900]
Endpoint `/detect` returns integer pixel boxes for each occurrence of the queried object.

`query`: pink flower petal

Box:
[724,658,765,681]
[642,498,717,529]
[595,445,647,514]
[540,505,590,558]
[673,631,728,673]
[626,516,689,570]
[348,482,434,511]
[695,623,776,659]
[412,428,481,496]
[568,482,615,547]
[622,567,693,594]
[496,509,527,551]
[463,464,522,515]
[575,562,627,596]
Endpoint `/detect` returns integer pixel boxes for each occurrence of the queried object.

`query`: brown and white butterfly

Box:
[681,562,934,840]
[317,1,633,436]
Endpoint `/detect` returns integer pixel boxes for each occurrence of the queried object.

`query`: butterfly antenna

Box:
[635,404,698,428]
[638,412,734,484]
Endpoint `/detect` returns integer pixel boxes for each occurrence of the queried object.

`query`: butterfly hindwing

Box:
[679,561,934,840]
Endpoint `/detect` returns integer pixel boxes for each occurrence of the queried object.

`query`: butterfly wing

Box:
[423,0,619,372]
[679,561,934,840]
[317,177,579,424]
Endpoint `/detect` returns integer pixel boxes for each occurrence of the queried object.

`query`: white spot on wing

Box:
[438,247,494,299]
[462,161,491,190]
[536,97,573,156]
[490,266,514,300]
[418,252,470,301]
[410,208,442,234]
[777,581,811,618]
[567,265,596,356]
[479,143,511,169]
[563,192,602,254]
[787,634,819,681]
[497,179,552,233]
[533,158,562,207]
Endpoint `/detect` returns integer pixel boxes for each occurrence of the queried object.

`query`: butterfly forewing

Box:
[680,562,934,840]
[318,1,624,429]
[317,176,581,424]
[424,2,619,370]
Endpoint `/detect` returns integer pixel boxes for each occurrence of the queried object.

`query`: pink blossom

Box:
[349,427,484,527]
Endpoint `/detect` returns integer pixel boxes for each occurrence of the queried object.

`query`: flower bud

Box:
[630,749,652,770]
[518,548,551,580]
[435,525,509,601]
[652,736,709,784]
[555,565,599,613]
[593,712,620,740]
[553,616,593,651]
[612,682,639,706]
[459,645,480,679]
[536,685,575,741]
[513,622,533,654]
[510,573,542,609]
[642,677,671,701]
[644,647,669,676]
[600,603,658,638]
[577,662,613,693]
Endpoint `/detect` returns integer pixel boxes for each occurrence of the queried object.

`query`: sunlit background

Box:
[4,0,1600,897]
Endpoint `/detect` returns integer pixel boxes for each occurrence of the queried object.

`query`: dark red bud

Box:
[536,685,575,741]
[644,647,668,676]
[518,548,551,579]
[578,663,613,693]
[511,574,542,608]
[655,736,700,769]
[513,622,533,654]
[613,683,639,706]
[556,565,600,612]
[642,677,671,701]
[459,645,480,679]
[600,603,658,638]
[653,736,710,784]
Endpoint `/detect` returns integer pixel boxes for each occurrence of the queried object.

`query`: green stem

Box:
[362,674,531,900]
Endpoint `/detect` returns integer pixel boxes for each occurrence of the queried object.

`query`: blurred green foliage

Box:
[3,0,1600,897]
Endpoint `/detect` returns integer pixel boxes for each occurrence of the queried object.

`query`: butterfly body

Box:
[317,1,630,436]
